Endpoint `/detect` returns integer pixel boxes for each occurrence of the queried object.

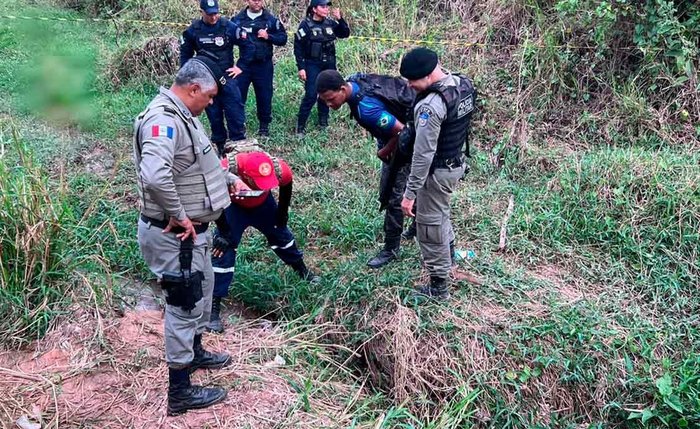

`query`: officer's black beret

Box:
[400,47,439,80]
[190,56,227,89]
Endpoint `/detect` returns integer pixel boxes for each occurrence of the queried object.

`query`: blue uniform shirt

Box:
[347,82,398,148]
[180,17,254,70]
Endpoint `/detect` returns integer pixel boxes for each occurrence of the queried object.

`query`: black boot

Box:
[167,367,227,416]
[414,276,450,300]
[291,260,321,284]
[295,120,306,138]
[190,334,230,372]
[206,296,224,334]
[367,246,399,269]
[258,123,270,137]
[214,141,226,157]
[319,116,329,128]
[401,221,417,240]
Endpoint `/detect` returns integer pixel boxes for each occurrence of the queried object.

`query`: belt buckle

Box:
[445,158,457,170]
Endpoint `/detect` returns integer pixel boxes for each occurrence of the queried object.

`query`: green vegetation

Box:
[0,0,698,427]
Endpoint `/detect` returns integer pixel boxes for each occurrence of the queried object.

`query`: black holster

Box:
[160,238,203,312]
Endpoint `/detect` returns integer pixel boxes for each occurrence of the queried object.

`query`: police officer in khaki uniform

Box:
[399,48,477,300]
[133,58,236,415]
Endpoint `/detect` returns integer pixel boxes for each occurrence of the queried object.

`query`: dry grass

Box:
[0,298,367,428]
[107,37,180,88]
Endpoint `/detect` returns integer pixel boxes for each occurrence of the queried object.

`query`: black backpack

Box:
[346,73,416,124]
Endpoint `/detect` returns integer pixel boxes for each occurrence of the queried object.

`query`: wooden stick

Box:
[498,195,515,251]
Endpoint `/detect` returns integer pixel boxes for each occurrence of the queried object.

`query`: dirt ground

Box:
[0,291,333,429]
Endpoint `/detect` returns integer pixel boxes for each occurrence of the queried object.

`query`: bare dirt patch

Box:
[0,304,343,428]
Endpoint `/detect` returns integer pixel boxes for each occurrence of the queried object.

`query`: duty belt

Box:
[140,214,209,234]
[430,156,463,173]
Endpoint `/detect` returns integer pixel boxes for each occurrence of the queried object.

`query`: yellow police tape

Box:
[0,13,606,49]
[0,14,188,27]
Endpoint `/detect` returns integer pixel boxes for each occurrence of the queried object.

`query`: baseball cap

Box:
[200,0,220,14]
[236,152,279,190]
[310,0,332,7]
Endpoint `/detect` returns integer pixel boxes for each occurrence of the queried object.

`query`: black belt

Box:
[430,156,463,172]
[140,214,209,234]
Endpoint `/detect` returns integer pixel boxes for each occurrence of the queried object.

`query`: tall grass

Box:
[0,127,75,344]
[0,124,140,346]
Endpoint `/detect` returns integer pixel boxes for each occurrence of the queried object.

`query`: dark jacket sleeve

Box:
[268,16,288,46]
[334,17,350,38]
[293,22,307,71]
[179,25,197,67]
[230,21,254,70]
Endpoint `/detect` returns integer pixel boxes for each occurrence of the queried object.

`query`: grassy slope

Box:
[1,0,699,428]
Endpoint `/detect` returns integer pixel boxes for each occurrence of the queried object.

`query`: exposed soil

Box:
[0,290,323,428]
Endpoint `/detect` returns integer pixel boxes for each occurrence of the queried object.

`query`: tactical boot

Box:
[291,260,321,284]
[367,248,398,269]
[319,117,329,129]
[190,334,230,372]
[214,141,226,158]
[414,277,450,301]
[205,296,224,334]
[258,123,270,137]
[167,368,227,416]
[401,221,417,240]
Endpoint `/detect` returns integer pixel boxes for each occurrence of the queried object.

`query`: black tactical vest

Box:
[303,17,337,61]
[347,73,416,125]
[191,17,235,69]
[416,74,476,160]
[235,9,274,62]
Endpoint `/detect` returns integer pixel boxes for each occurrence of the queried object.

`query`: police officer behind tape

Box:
[181,0,254,153]
[232,0,287,137]
[399,48,477,300]
[293,0,350,136]
[133,58,237,415]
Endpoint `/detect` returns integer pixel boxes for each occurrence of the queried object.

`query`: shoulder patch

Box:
[151,125,174,139]
[417,105,434,127]
[297,28,306,38]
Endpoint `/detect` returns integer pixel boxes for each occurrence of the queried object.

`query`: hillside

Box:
[0,0,698,428]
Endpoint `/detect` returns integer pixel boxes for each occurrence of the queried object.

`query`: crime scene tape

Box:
[0,14,188,27]
[0,13,606,50]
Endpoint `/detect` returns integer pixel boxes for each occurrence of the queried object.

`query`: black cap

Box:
[310,0,332,7]
[400,47,439,80]
[200,0,219,14]
[189,56,227,89]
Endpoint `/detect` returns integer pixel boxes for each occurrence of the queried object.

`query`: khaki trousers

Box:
[137,218,213,368]
[415,165,465,280]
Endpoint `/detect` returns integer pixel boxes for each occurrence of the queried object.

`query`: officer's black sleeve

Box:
[231,21,254,71]
[334,18,350,38]
[179,27,196,67]
[293,22,307,71]
[268,17,288,46]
